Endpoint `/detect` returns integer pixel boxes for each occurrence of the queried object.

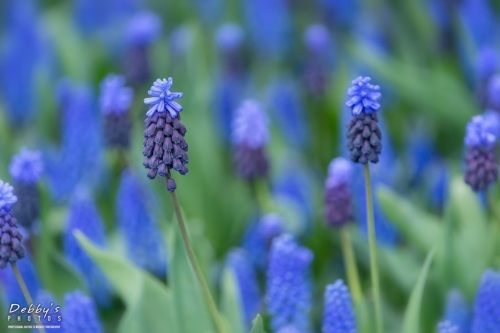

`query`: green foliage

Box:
[249,315,266,333]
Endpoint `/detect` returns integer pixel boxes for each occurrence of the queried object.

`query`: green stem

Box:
[485,191,500,227]
[340,227,363,304]
[363,164,383,333]
[167,178,226,333]
[252,178,274,213]
[11,262,46,333]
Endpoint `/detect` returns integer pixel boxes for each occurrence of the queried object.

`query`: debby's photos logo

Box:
[7,302,62,327]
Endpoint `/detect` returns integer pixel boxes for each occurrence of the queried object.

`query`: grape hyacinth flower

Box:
[464,115,498,192]
[441,289,471,333]
[242,214,284,269]
[0,181,25,268]
[34,290,59,326]
[63,192,111,306]
[124,11,161,86]
[324,158,354,227]
[322,280,357,333]
[214,23,246,77]
[486,75,500,111]
[9,148,43,228]
[226,248,260,327]
[62,291,103,333]
[302,24,333,95]
[277,325,301,333]
[214,76,245,143]
[345,77,383,164]
[232,100,270,180]
[99,74,134,149]
[116,170,167,276]
[267,234,313,332]
[472,269,500,332]
[142,78,188,190]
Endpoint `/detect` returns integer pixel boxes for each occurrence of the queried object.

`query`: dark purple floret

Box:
[234,144,269,181]
[464,146,498,192]
[124,45,150,86]
[12,182,39,229]
[346,112,382,164]
[324,183,353,228]
[142,112,189,183]
[103,112,132,149]
[0,206,26,269]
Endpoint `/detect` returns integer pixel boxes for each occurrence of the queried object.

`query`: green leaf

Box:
[249,315,266,333]
[402,249,436,333]
[220,269,246,333]
[75,231,180,333]
[377,185,442,252]
[169,217,216,333]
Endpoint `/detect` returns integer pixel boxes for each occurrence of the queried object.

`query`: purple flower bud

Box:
[324,158,354,227]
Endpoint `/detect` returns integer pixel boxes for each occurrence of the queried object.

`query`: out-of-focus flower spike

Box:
[438,321,459,333]
[232,100,270,180]
[116,169,167,276]
[459,0,494,48]
[225,248,260,327]
[322,280,358,333]
[266,234,313,332]
[63,192,112,306]
[62,291,103,333]
[302,24,333,95]
[324,158,354,228]
[472,269,500,332]
[441,289,471,333]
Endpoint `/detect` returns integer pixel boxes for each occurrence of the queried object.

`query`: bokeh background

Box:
[0,0,499,332]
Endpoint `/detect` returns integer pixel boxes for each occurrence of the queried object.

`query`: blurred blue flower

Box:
[192,0,223,27]
[326,158,352,189]
[214,76,245,143]
[99,74,133,115]
[267,234,313,332]
[472,269,500,332]
[242,214,284,269]
[62,291,103,333]
[34,290,59,326]
[63,192,111,306]
[322,280,357,333]
[46,82,104,202]
[439,321,459,333]
[144,78,184,118]
[406,129,437,184]
[442,289,471,333]
[303,24,332,54]
[116,169,167,277]
[277,325,301,333]
[427,160,450,211]
[346,77,381,116]
[215,23,245,52]
[487,75,500,111]
[243,0,291,57]
[324,158,354,228]
[464,115,497,148]
[126,11,161,47]
[226,248,260,327]
[169,25,195,57]
[459,0,494,47]
[73,0,110,35]
[9,148,44,185]
[268,78,309,148]
[1,255,40,308]
[319,0,358,28]
[0,181,17,209]
[0,0,42,126]
[232,99,269,148]
[476,46,498,81]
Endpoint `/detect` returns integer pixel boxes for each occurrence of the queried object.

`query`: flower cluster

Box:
[464,115,498,192]
[472,269,500,332]
[0,181,25,269]
[232,100,270,180]
[345,77,383,164]
[322,280,358,333]
[441,289,471,333]
[266,234,313,332]
[324,157,354,227]
[142,78,188,188]
[62,291,103,333]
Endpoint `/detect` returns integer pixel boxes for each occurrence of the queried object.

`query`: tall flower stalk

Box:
[345,76,383,333]
[0,181,45,333]
[142,78,226,333]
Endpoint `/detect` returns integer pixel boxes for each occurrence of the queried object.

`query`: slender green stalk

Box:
[252,178,274,213]
[11,262,46,333]
[485,191,500,227]
[167,178,226,333]
[363,164,383,333]
[340,227,363,304]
